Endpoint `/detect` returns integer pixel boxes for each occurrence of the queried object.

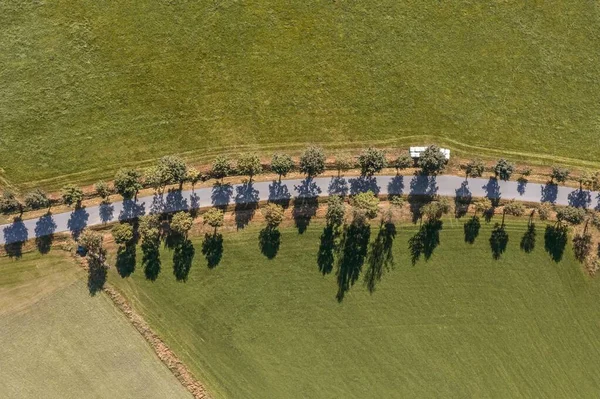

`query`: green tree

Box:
[211,156,232,182]
[24,189,50,210]
[334,154,355,177]
[465,159,485,179]
[262,203,284,228]
[144,166,167,194]
[61,185,84,208]
[114,168,142,200]
[203,208,224,233]
[299,146,326,177]
[420,198,451,221]
[271,154,294,181]
[111,223,134,245]
[138,214,161,240]
[358,147,387,177]
[78,229,103,254]
[577,171,594,190]
[0,190,21,214]
[170,211,194,237]
[494,159,514,181]
[237,154,263,181]
[94,181,112,202]
[326,195,346,227]
[550,166,570,184]
[352,191,380,219]
[186,167,203,190]
[393,154,413,174]
[157,155,188,188]
[417,145,446,175]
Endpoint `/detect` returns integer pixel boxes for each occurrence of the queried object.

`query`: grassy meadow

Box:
[0,251,191,399]
[2,1,600,189]
[109,218,600,398]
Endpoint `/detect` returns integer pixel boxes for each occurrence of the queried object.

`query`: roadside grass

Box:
[109,218,600,398]
[2,1,600,189]
[0,251,191,399]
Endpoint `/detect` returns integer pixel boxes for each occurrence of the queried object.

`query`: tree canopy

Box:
[24,189,49,210]
[393,154,413,172]
[352,191,380,219]
[61,185,84,207]
[465,159,485,178]
[114,168,142,200]
[417,145,446,175]
[550,166,570,184]
[299,146,326,177]
[237,154,263,180]
[262,203,285,228]
[494,159,514,181]
[170,211,194,236]
[94,181,111,201]
[326,195,346,227]
[0,190,21,214]
[203,208,224,231]
[358,147,387,177]
[111,223,134,245]
[211,156,232,181]
[271,153,294,179]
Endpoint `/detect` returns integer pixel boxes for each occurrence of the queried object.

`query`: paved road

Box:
[2,175,598,245]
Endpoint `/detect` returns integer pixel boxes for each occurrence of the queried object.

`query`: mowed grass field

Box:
[109,219,600,398]
[2,1,600,188]
[0,251,191,399]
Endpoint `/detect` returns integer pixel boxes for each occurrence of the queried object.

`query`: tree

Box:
[494,159,514,181]
[537,202,552,221]
[170,211,194,237]
[417,145,446,175]
[393,154,413,174]
[78,229,103,254]
[211,156,232,182]
[144,166,167,193]
[465,159,485,179]
[138,214,161,240]
[24,189,49,210]
[114,168,142,200]
[556,206,585,226]
[262,203,284,228]
[0,190,21,214]
[578,171,595,190]
[203,208,224,233]
[237,153,263,181]
[550,166,570,184]
[157,155,188,188]
[94,181,112,202]
[358,147,387,177]
[352,191,380,219]
[111,223,134,245]
[326,195,346,227]
[186,167,203,190]
[420,198,451,221]
[61,185,84,208]
[473,198,492,216]
[299,146,326,177]
[334,154,355,177]
[271,154,294,180]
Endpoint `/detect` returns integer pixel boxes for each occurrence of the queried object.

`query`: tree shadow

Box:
[211,182,233,209]
[202,233,223,269]
[317,225,338,275]
[234,182,259,229]
[87,261,107,296]
[269,180,292,208]
[99,202,115,223]
[482,178,501,206]
[408,220,443,264]
[490,223,509,260]
[540,183,558,204]
[407,176,439,223]
[259,227,281,259]
[164,189,189,213]
[328,177,349,197]
[116,243,136,277]
[387,175,405,196]
[544,224,568,262]
[293,178,321,234]
[3,218,28,259]
[336,220,371,302]
[568,189,591,209]
[142,239,161,281]
[454,180,472,218]
[463,216,481,244]
[517,177,528,196]
[349,176,380,195]
[364,221,396,293]
[173,238,195,281]
[520,223,536,253]
[35,213,57,254]
[572,233,592,263]
[67,207,89,239]
[189,192,201,217]
[119,200,145,221]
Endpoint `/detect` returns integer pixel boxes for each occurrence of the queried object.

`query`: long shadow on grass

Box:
[234,182,259,229]
[173,238,195,281]
[293,178,321,234]
[336,220,371,302]
[408,220,443,265]
[318,225,339,275]
[142,238,161,281]
[490,223,509,260]
[544,224,568,262]
[202,233,224,268]
[364,221,396,293]
[463,216,481,244]
[116,243,136,277]
[87,257,107,296]
[520,223,536,253]
[259,227,281,259]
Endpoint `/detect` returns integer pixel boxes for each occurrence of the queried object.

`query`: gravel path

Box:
[2,175,598,245]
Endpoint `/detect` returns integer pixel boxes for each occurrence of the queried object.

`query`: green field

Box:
[0,251,191,399]
[109,219,600,398]
[2,1,600,189]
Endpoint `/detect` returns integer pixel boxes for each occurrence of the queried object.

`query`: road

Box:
[1,174,598,245]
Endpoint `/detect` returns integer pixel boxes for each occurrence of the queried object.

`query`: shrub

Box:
[494,159,514,181]
[334,154,355,176]
[537,202,552,221]
[352,191,379,219]
[24,188,49,210]
[94,181,112,201]
[550,166,570,184]
[326,195,346,227]
[556,206,585,225]
[465,159,485,178]
[393,154,413,172]
[0,190,21,214]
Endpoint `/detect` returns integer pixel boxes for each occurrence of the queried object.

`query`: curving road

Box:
[2,174,598,245]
